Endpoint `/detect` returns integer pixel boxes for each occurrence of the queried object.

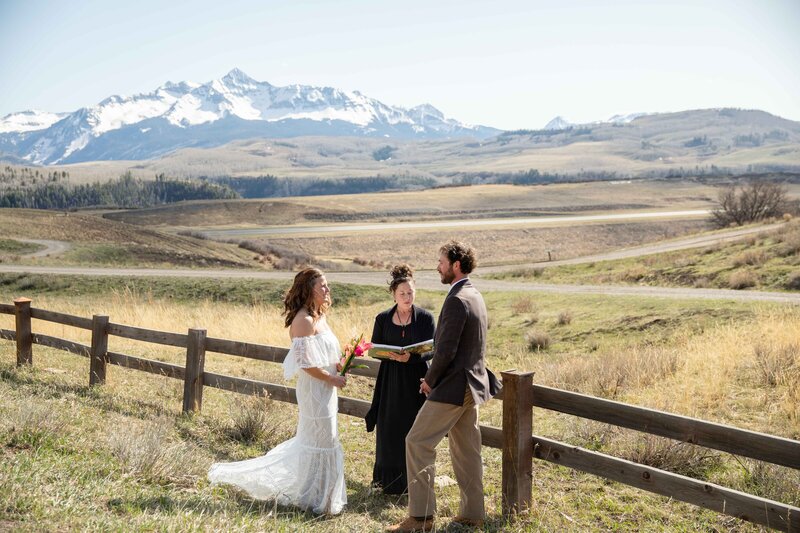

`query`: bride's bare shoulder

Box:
[289,310,315,338]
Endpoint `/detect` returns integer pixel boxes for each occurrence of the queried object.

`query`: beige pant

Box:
[405,389,484,520]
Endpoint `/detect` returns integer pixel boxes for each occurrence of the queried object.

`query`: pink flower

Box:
[339,333,372,376]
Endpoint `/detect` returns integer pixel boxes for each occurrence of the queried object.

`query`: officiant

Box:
[365,264,435,495]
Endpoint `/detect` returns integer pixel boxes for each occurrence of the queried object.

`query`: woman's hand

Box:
[328,374,347,388]
[391,351,411,363]
[336,362,343,373]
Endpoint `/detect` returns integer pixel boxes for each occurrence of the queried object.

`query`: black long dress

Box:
[365,304,435,494]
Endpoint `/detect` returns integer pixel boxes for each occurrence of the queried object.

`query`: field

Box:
[493,219,800,292]
[1,275,798,531]
[1,178,799,530]
[0,209,255,269]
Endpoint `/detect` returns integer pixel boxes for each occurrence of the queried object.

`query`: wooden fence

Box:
[1,297,798,531]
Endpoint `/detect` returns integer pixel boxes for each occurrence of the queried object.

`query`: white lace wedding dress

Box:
[208,330,347,515]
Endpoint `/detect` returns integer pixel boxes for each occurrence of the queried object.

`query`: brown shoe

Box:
[385,515,434,532]
[451,516,485,529]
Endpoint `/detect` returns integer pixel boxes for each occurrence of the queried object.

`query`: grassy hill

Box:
[493,219,800,291]
[0,209,256,269]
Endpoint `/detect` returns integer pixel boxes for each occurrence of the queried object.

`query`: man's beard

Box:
[439,267,455,285]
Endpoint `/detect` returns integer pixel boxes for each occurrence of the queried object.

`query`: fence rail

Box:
[1,298,798,531]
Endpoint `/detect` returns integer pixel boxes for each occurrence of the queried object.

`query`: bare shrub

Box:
[531,267,545,278]
[612,433,720,478]
[238,240,315,270]
[225,394,293,450]
[511,295,535,314]
[107,418,205,485]
[621,265,649,282]
[414,296,437,311]
[556,310,573,326]
[732,249,768,267]
[176,230,208,240]
[776,229,800,257]
[786,271,800,290]
[525,329,550,351]
[728,270,757,290]
[692,276,711,288]
[711,180,789,227]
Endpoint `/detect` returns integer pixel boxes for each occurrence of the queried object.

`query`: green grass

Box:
[0,238,43,257]
[490,220,800,292]
[0,273,387,308]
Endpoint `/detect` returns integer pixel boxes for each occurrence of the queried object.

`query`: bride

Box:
[208,268,348,515]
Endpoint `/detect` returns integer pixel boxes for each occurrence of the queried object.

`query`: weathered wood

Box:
[531,434,800,532]
[106,351,185,379]
[501,370,534,515]
[182,328,206,413]
[30,308,92,330]
[532,384,800,470]
[203,337,381,377]
[338,395,371,418]
[89,315,109,386]
[14,298,32,366]
[0,303,14,315]
[480,424,503,449]
[203,372,297,404]
[107,322,188,347]
[205,337,288,362]
[0,328,16,341]
[32,333,90,357]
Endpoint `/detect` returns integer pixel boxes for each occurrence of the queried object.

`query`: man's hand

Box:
[419,378,432,396]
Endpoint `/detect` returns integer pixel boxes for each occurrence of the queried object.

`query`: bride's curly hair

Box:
[388,263,415,293]
[283,268,328,327]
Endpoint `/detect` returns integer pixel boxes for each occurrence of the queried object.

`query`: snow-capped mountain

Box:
[0,110,68,134]
[0,68,500,165]
[543,116,573,130]
[543,112,648,130]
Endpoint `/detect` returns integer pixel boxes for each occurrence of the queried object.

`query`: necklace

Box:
[396,308,412,338]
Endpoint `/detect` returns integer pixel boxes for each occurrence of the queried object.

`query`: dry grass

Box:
[2,289,799,530]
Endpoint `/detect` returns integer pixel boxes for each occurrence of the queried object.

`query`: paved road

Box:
[1,263,798,304]
[200,209,711,237]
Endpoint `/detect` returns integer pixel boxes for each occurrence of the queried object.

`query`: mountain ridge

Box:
[0,68,500,165]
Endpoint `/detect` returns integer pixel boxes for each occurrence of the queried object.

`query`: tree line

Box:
[204,174,436,198]
[0,172,238,209]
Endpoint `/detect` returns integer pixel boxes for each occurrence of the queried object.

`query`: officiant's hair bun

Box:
[389,264,414,292]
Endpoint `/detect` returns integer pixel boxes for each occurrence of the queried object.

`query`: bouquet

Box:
[339,333,373,376]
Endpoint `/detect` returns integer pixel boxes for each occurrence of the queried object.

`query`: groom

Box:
[388,240,500,532]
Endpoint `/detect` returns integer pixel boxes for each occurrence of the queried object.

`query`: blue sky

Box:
[1,0,798,130]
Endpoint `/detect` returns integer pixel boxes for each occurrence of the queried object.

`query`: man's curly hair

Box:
[439,240,477,274]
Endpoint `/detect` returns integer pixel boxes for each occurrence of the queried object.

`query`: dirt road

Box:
[17,239,72,258]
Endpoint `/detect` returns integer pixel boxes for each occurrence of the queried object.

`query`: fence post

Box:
[14,297,32,366]
[89,315,109,386]
[501,369,535,516]
[182,328,207,413]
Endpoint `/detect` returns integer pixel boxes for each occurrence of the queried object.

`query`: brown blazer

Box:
[425,279,500,406]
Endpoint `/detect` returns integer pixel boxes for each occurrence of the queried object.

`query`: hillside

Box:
[0,209,255,269]
[14,108,800,184]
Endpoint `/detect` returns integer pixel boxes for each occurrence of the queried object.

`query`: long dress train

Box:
[208,330,347,515]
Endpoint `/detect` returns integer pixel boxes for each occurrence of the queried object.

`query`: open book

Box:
[369,339,434,359]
